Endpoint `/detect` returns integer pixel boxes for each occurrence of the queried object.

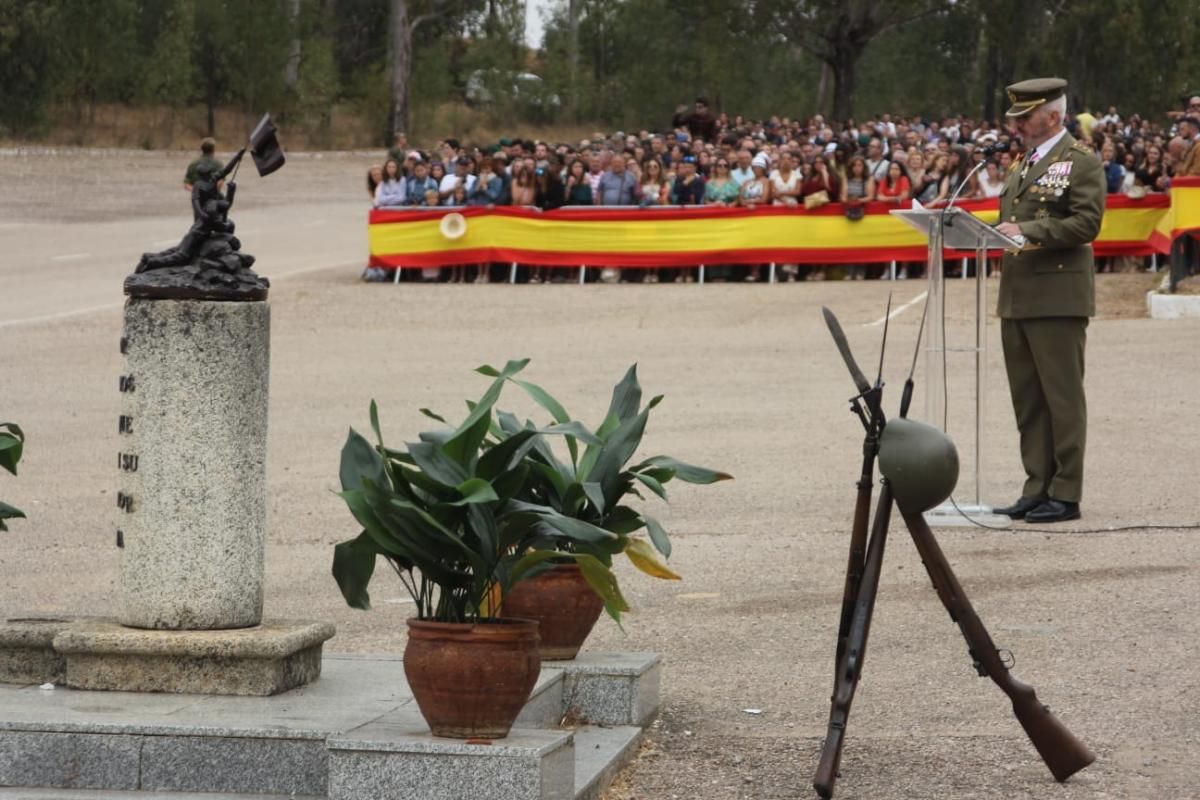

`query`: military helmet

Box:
[878,418,960,513]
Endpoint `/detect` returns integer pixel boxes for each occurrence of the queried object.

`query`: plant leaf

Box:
[340,428,386,492]
[448,478,500,506]
[539,421,602,446]
[419,408,448,424]
[591,409,651,503]
[332,532,381,610]
[575,553,631,623]
[625,537,682,580]
[602,505,646,535]
[643,514,672,557]
[477,428,539,480]
[632,471,668,501]
[369,400,384,446]
[607,364,642,423]
[0,426,25,476]
[407,440,468,486]
[508,548,562,586]
[633,456,733,484]
[582,481,606,516]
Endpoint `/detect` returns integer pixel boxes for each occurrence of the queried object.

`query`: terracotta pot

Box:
[503,563,604,660]
[404,617,541,739]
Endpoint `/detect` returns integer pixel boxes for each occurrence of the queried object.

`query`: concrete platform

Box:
[0,652,658,799]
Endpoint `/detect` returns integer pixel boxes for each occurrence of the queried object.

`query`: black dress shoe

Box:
[1024,499,1081,523]
[993,496,1046,519]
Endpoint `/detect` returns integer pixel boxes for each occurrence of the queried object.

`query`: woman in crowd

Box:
[704,158,741,205]
[769,152,802,206]
[801,153,840,205]
[441,183,470,284]
[639,157,670,206]
[468,157,505,206]
[944,145,972,200]
[923,152,951,204]
[840,155,874,280]
[737,154,773,282]
[1135,144,1168,192]
[564,158,594,205]
[366,164,383,199]
[1100,142,1124,194]
[874,160,911,205]
[529,157,566,284]
[974,159,1003,198]
[1120,151,1138,193]
[510,164,537,207]
[374,159,406,207]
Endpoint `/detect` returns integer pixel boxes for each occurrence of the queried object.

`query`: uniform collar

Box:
[1031,127,1068,163]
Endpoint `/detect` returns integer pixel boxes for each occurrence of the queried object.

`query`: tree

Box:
[390,0,456,136]
[763,0,949,120]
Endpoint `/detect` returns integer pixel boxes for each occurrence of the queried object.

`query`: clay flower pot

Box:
[404,617,541,739]
[502,563,604,660]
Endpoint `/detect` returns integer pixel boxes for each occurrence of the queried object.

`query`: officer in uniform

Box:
[184,138,223,191]
[993,78,1105,523]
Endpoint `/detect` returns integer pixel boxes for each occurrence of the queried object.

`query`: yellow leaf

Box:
[625,538,682,580]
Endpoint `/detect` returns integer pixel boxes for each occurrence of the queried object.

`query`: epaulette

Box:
[1071,141,1092,153]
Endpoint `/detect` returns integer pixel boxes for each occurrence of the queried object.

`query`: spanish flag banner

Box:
[369,185,1193,270]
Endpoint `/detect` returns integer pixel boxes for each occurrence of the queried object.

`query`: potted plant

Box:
[0,422,24,531]
[331,360,628,739]
[478,363,732,659]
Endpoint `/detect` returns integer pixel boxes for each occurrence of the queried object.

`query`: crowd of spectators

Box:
[364,95,1200,283]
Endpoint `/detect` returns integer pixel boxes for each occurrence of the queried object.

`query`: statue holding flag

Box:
[127,115,286,301]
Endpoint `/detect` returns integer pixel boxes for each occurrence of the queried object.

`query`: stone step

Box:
[0,791,320,800]
[0,652,658,799]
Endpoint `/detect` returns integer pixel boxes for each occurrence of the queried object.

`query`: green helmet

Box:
[878,418,960,513]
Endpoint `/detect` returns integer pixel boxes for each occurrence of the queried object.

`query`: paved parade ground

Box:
[2,149,1199,799]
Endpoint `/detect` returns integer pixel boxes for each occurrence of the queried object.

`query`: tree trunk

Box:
[982,39,999,124]
[284,0,302,89]
[568,0,580,119]
[829,45,859,122]
[815,61,830,115]
[390,0,412,137]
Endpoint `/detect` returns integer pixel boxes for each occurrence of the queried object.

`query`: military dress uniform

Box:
[996,78,1106,519]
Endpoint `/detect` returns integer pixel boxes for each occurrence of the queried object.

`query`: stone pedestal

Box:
[118,298,270,630]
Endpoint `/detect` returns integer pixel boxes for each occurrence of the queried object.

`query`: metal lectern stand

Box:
[891,206,1020,528]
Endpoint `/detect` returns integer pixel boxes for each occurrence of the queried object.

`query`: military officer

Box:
[183,138,223,191]
[992,77,1105,524]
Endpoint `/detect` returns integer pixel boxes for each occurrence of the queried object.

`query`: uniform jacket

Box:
[997,131,1105,319]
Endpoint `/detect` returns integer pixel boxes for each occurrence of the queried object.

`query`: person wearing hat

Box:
[183,137,223,192]
[992,77,1106,524]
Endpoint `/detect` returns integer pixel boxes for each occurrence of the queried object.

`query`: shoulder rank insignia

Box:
[1071,141,1091,153]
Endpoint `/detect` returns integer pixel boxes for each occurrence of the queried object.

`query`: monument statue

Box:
[126,114,285,301]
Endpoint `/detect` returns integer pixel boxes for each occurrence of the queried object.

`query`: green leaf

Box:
[369,400,383,446]
[477,429,539,480]
[602,505,646,535]
[508,500,618,545]
[607,364,642,423]
[340,428,386,492]
[643,514,672,558]
[407,440,468,487]
[632,471,668,501]
[513,377,578,465]
[539,421,602,446]
[419,408,448,424]
[0,425,25,476]
[633,456,733,484]
[575,553,630,623]
[582,481,606,516]
[591,409,651,503]
[449,478,500,506]
[577,412,620,482]
[443,405,493,469]
[332,532,381,610]
[508,548,562,586]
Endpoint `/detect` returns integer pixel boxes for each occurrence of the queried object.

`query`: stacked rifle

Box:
[813,303,1095,798]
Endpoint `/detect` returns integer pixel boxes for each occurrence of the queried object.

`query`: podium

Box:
[891,206,1021,527]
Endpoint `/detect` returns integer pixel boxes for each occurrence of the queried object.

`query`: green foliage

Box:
[3,0,1199,142]
[474,362,732,587]
[0,422,25,531]
[331,360,629,624]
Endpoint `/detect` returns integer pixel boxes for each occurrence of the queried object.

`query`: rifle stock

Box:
[900,508,1095,782]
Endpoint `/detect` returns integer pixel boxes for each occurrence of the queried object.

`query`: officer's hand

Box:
[996,221,1023,237]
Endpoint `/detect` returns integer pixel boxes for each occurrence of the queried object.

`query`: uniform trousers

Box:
[1000,316,1088,503]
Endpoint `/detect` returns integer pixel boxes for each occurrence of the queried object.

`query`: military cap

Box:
[1005,77,1067,117]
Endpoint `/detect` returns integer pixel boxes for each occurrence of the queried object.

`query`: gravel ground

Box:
[2,149,1197,800]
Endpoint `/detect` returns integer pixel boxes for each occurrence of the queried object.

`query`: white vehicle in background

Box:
[465,70,561,111]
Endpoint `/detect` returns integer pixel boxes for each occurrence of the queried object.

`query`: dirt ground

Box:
[2,149,1198,800]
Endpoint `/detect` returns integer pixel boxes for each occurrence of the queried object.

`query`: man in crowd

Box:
[865,137,889,181]
[596,154,638,206]
[675,97,718,143]
[439,156,476,202]
[993,77,1105,524]
[731,149,755,186]
[184,138,222,191]
[671,156,705,205]
[405,158,438,205]
[1171,116,1200,281]
[387,132,409,166]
